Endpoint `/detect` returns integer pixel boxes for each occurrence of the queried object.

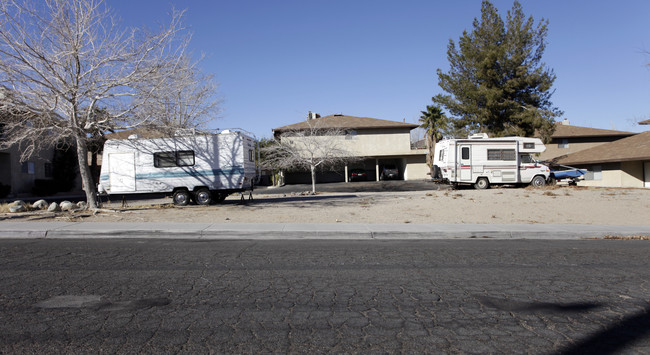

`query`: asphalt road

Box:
[1,239,649,354]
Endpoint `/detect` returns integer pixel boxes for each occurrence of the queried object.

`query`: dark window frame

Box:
[487,149,516,161]
[153,150,195,168]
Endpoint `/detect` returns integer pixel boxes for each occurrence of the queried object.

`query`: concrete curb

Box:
[1,222,650,240]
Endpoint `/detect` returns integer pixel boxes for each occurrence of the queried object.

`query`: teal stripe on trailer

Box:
[135,167,245,180]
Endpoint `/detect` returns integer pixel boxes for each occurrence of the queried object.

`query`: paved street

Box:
[1,238,649,354]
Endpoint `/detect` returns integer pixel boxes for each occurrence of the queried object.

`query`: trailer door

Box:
[108,153,136,192]
[459,145,472,181]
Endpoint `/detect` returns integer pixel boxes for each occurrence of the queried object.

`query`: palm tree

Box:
[419,103,447,178]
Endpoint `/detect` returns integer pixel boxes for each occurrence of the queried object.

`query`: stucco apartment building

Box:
[272,113,428,183]
[0,145,54,198]
[539,119,648,188]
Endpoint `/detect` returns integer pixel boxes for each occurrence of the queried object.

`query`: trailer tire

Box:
[474,177,490,190]
[530,175,546,188]
[194,188,212,205]
[173,190,191,206]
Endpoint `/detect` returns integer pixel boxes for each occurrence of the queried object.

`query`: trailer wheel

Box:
[530,175,546,188]
[474,177,490,190]
[173,190,191,206]
[194,188,212,205]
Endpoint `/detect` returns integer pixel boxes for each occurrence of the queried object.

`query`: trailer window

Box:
[461,147,470,160]
[176,151,195,166]
[487,149,516,161]
[523,142,535,149]
[154,151,195,168]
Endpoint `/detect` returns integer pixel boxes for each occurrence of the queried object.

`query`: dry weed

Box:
[603,235,650,240]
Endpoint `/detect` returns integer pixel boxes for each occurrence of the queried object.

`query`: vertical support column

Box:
[344,164,349,183]
[375,159,380,181]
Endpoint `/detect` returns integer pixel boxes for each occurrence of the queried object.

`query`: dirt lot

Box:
[2,184,649,225]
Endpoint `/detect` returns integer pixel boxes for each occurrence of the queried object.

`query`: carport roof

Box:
[557,131,650,165]
[273,114,418,134]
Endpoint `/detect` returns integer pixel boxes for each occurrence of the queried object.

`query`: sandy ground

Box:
[3,185,650,225]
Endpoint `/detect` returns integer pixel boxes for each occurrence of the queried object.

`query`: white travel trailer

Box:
[433,133,550,189]
[97,130,259,205]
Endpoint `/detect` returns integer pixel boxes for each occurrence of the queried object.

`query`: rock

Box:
[9,200,27,213]
[32,199,48,210]
[60,201,76,211]
[9,201,27,213]
[47,202,60,212]
[76,201,87,210]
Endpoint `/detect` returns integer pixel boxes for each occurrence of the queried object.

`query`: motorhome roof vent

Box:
[468,133,489,139]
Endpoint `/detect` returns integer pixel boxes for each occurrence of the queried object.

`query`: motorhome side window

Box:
[154,151,195,168]
[461,147,470,159]
[487,149,516,161]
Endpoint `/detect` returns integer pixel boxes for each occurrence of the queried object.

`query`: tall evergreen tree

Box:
[433,0,560,142]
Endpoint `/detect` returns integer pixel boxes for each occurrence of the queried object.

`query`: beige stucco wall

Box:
[284,128,414,157]
[280,128,430,181]
[577,161,645,188]
[404,155,429,180]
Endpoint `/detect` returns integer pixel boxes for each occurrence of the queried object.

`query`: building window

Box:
[44,163,53,178]
[249,149,254,162]
[21,161,35,174]
[584,165,602,180]
[558,139,569,149]
[154,151,195,168]
[523,142,535,149]
[487,149,516,161]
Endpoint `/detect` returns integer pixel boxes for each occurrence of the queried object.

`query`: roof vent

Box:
[468,133,489,139]
[334,113,343,117]
[561,118,570,125]
[307,111,321,120]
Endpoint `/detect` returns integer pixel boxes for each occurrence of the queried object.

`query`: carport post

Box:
[344,164,349,183]
[375,159,380,181]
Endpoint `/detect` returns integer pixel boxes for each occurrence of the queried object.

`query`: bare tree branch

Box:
[0,0,220,207]
[263,119,357,193]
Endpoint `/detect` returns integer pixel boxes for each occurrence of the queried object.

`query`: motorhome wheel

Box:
[530,175,546,188]
[475,177,490,190]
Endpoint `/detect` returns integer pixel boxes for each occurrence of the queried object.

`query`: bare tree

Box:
[263,121,357,193]
[144,55,221,130]
[0,0,217,207]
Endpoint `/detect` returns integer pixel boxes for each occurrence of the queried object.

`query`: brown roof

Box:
[640,119,650,125]
[557,131,649,165]
[273,114,418,133]
[551,123,635,139]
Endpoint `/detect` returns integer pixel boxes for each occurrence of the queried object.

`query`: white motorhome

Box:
[97,130,258,205]
[433,133,550,189]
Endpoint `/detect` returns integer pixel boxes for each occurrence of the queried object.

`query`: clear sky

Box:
[110,0,650,139]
